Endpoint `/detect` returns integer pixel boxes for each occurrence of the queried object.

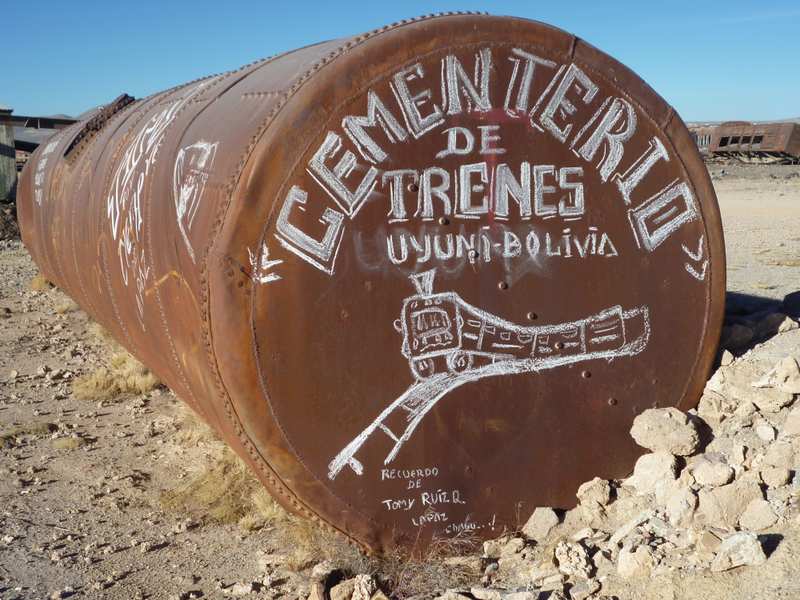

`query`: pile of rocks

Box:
[449,316,798,599]
[313,308,800,600]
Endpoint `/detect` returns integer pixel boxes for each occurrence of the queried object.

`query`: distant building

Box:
[0,105,78,201]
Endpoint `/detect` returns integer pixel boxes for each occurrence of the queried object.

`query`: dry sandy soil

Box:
[711,163,800,300]
[0,163,798,599]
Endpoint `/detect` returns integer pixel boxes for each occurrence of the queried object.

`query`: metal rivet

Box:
[554,341,564,350]
[582,370,592,379]
[468,249,479,260]
[498,281,509,290]
[526,311,538,321]
[408,182,419,193]
[438,216,449,226]
[607,397,618,406]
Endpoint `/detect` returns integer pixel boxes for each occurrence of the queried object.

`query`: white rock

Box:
[749,388,795,414]
[568,578,600,600]
[755,422,776,442]
[554,541,592,579]
[530,560,560,584]
[576,477,611,509]
[665,487,697,527]
[630,408,700,456]
[697,390,736,424]
[609,510,654,546]
[710,532,767,572]
[227,582,258,596]
[762,441,795,468]
[616,544,653,579]
[782,406,800,437]
[696,478,763,529]
[469,588,503,600]
[692,457,734,488]
[351,575,377,600]
[503,593,537,600]
[728,443,749,468]
[760,466,791,488]
[522,507,559,542]
[720,350,734,366]
[696,529,722,554]
[434,592,472,600]
[739,499,778,531]
[624,453,678,495]
[591,550,615,578]
[307,582,325,600]
[772,356,800,393]
[330,579,356,600]
[779,317,799,333]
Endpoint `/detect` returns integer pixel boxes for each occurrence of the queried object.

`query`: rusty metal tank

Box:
[17,13,725,552]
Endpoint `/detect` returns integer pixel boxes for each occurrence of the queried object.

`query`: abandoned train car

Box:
[691,121,800,163]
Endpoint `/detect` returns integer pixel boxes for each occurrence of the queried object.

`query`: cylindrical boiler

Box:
[18,13,725,552]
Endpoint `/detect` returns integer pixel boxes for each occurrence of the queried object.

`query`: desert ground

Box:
[0,162,799,600]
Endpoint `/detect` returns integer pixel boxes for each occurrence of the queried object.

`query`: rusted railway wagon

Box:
[692,121,800,163]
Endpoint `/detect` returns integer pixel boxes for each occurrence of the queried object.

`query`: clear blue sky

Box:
[3,1,799,122]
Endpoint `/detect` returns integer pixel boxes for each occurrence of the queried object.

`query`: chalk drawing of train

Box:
[394,269,650,381]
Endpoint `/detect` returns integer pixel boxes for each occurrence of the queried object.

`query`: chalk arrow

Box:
[681,235,708,281]
[248,243,283,284]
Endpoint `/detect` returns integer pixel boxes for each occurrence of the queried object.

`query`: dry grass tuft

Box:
[160,447,286,531]
[269,513,480,592]
[172,404,219,448]
[770,259,800,268]
[72,352,160,401]
[373,537,482,598]
[52,436,86,450]
[1,421,57,447]
[161,403,480,594]
[29,273,53,291]
[54,299,79,314]
[87,322,117,346]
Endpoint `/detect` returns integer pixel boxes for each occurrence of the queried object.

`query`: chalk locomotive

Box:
[395,270,650,380]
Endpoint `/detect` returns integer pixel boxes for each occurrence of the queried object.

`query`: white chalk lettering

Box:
[275,185,345,275]
[435,126,475,159]
[539,64,599,143]
[308,131,377,216]
[391,63,445,138]
[505,48,557,113]
[614,136,670,205]
[578,98,637,181]
[343,89,408,164]
[444,48,493,115]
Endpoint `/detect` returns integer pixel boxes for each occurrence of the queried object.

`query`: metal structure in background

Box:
[691,121,800,164]
[0,107,15,200]
[17,14,725,552]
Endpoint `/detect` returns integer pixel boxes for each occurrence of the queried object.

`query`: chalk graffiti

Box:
[33,138,60,206]
[248,242,283,284]
[173,140,219,262]
[107,82,206,327]
[682,234,708,281]
[273,47,700,277]
[328,268,651,479]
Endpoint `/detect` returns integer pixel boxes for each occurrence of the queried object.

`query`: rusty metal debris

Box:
[17,13,725,552]
[691,121,800,164]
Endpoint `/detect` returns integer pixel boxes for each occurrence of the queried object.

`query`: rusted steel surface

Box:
[691,121,800,163]
[17,14,725,552]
